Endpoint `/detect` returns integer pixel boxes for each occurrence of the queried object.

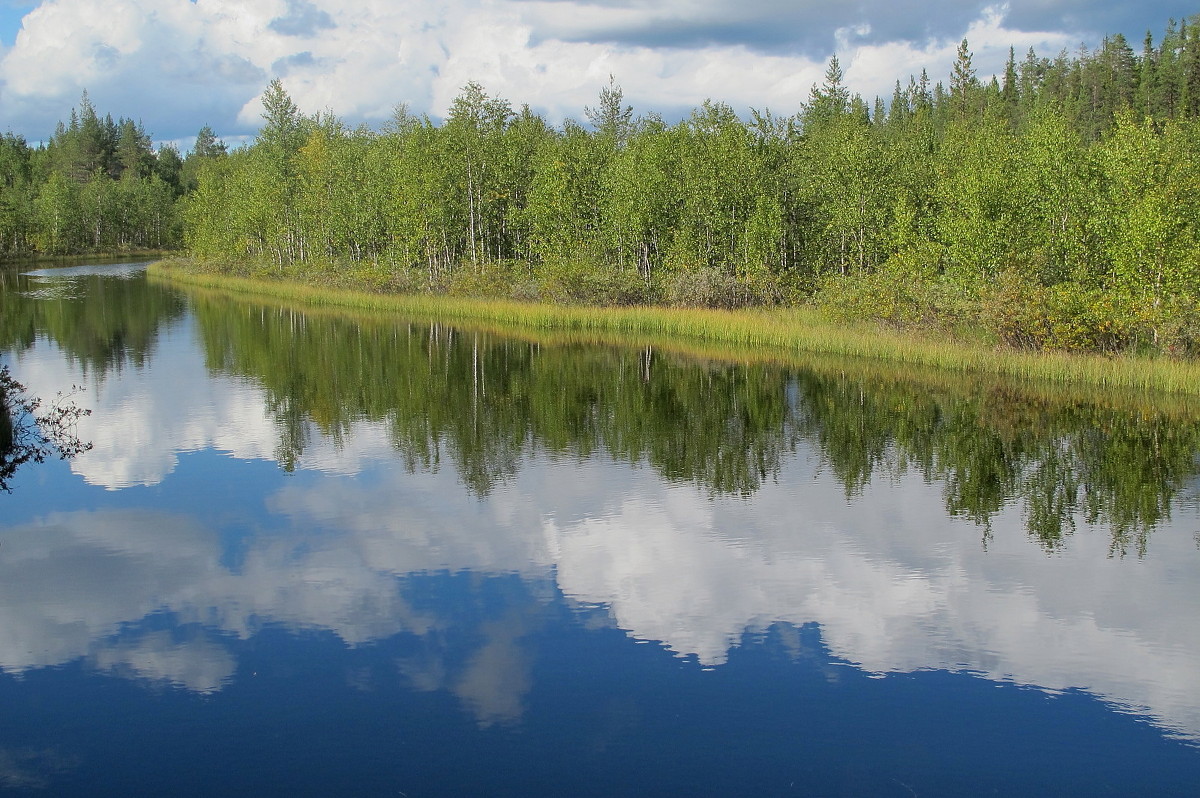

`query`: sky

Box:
[0,0,1194,149]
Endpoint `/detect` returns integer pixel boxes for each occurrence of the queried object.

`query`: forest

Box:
[0,91,211,255]
[5,16,1200,355]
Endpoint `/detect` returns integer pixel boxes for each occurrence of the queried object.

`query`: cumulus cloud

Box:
[0,0,1176,142]
[90,631,237,693]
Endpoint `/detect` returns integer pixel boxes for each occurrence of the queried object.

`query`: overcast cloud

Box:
[0,1,1191,147]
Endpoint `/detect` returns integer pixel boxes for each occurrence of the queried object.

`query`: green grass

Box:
[150,258,1200,397]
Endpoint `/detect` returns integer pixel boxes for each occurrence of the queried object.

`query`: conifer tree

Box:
[950,39,979,118]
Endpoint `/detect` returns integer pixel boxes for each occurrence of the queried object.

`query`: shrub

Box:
[815,266,939,328]
[979,270,1146,354]
[446,261,526,299]
[535,257,652,305]
[664,266,731,308]
[1144,296,1200,358]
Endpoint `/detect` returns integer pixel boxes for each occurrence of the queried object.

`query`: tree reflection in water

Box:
[189,293,1200,557]
[0,364,91,492]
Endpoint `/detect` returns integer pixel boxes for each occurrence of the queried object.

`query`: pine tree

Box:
[1137,31,1157,117]
[950,39,979,118]
[1182,16,1200,116]
[585,76,634,146]
[114,118,153,179]
[1018,47,1044,113]
[192,125,228,159]
[889,80,910,124]
[259,79,307,153]
[181,126,228,194]
[806,55,850,127]
[1002,47,1019,108]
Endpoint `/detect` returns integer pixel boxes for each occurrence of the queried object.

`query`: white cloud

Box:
[840,5,1083,103]
[0,0,1102,141]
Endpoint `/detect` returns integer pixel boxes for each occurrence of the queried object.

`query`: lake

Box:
[1,261,1199,796]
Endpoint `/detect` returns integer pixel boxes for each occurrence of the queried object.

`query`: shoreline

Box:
[149,258,1200,397]
[2,250,173,269]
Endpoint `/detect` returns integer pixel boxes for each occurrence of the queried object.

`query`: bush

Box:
[535,257,652,306]
[345,260,425,294]
[1142,296,1200,358]
[815,265,944,328]
[446,260,527,298]
[979,270,1146,354]
[662,266,770,309]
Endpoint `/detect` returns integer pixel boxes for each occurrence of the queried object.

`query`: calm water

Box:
[2,262,1200,796]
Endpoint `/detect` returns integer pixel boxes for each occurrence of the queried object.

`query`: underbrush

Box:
[814,265,1200,360]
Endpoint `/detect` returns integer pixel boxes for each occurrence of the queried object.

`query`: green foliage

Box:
[816,261,940,327]
[797,112,893,276]
[34,170,80,254]
[0,92,184,258]
[975,269,1191,354]
[1095,113,1200,304]
[534,256,651,306]
[164,12,1200,359]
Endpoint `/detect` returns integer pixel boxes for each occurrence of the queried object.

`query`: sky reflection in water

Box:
[1,263,1198,795]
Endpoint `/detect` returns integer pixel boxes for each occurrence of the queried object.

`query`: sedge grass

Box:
[150,259,1200,398]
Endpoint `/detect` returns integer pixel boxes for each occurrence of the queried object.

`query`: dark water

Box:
[2,263,1199,796]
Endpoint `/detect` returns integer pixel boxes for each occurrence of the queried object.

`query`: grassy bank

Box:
[150,258,1200,396]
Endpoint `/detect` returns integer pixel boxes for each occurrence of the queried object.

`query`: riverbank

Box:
[150,258,1200,396]
[1,249,174,269]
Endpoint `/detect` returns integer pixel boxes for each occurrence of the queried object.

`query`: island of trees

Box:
[4,17,1200,356]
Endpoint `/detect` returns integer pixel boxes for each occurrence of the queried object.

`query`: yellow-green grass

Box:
[150,259,1200,398]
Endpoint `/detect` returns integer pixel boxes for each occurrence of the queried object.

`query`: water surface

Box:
[1,263,1199,796]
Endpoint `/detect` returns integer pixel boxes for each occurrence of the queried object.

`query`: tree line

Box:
[6,15,1200,354]
[183,16,1200,354]
[0,92,229,257]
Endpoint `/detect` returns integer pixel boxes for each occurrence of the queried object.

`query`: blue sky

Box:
[0,1,1194,150]
[0,1,30,45]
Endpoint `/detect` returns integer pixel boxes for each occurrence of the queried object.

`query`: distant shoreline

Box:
[1,250,171,269]
[149,258,1200,397]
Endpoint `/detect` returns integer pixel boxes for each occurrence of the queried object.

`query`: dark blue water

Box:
[1,263,1198,796]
